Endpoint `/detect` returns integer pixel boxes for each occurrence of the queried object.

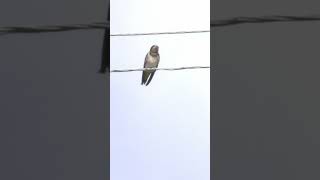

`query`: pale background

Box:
[110,0,210,179]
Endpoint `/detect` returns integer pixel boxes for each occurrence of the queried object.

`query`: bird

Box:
[141,45,160,86]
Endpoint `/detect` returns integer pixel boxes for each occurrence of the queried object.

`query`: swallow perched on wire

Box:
[141,45,160,86]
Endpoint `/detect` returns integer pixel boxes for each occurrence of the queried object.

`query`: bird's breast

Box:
[145,54,159,68]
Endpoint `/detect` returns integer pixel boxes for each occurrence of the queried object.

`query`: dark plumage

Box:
[141,45,160,86]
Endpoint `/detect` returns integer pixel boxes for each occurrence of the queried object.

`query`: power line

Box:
[0,23,208,35]
[0,22,108,34]
[110,30,210,36]
[1,15,320,35]
[0,23,209,36]
[212,15,320,27]
[110,66,210,73]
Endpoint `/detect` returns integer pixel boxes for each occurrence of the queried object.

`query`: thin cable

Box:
[0,23,208,35]
[110,30,210,36]
[212,15,320,27]
[110,66,210,73]
[1,15,320,35]
[0,22,108,33]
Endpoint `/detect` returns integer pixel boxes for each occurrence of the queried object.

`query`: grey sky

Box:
[110,0,210,179]
[0,0,108,179]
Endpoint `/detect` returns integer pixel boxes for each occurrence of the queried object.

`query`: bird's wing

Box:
[141,54,150,85]
[143,54,148,68]
[145,72,155,86]
[145,55,160,86]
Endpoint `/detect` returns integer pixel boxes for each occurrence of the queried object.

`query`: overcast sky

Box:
[110,0,210,179]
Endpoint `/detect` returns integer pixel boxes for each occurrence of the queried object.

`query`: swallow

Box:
[141,45,160,86]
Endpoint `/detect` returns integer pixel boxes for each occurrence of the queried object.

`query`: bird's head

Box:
[150,45,159,53]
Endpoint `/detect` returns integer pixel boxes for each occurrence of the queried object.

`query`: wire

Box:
[0,22,209,35]
[0,22,108,34]
[110,66,210,73]
[0,23,208,35]
[0,15,319,35]
[110,30,210,36]
[212,15,320,27]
